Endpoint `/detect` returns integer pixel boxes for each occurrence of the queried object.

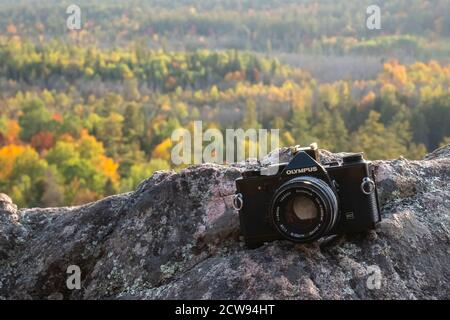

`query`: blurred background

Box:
[0,0,449,207]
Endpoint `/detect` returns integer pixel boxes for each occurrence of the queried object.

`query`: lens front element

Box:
[291,195,318,220]
[271,176,338,242]
[284,194,320,235]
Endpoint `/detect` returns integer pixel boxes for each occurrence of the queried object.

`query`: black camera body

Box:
[234,144,381,248]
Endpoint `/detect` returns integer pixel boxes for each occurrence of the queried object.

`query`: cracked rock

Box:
[0,146,449,300]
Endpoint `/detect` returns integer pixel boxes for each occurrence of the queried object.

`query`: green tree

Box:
[289,109,313,147]
[18,98,53,141]
[9,148,48,207]
[351,111,407,159]
[388,108,427,159]
[120,159,170,192]
[123,103,144,142]
[242,99,260,130]
[310,110,349,151]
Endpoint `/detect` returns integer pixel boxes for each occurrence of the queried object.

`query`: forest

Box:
[0,0,449,207]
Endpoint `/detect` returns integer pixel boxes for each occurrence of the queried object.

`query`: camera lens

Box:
[271,176,338,242]
[289,195,318,224]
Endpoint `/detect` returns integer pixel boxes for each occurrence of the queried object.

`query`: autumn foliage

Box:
[0,0,450,207]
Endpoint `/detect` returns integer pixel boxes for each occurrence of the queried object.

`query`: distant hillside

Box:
[0,0,450,59]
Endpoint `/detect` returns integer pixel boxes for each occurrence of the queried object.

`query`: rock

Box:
[0,193,17,215]
[0,193,25,295]
[0,146,449,300]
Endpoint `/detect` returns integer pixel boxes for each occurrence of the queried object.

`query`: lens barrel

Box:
[271,176,338,242]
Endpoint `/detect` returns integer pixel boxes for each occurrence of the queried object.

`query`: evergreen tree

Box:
[351,111,412,159]
[289,109,313,147]
[242,99,260,130]
[310,110,349,151]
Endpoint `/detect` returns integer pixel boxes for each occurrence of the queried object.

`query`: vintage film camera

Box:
[233,143,381,247]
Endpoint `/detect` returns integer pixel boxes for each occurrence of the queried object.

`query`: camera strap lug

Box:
[232,193,244,211]
[361,177,376,195]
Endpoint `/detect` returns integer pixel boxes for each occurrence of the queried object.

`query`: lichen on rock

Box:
[0,146,449,300]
